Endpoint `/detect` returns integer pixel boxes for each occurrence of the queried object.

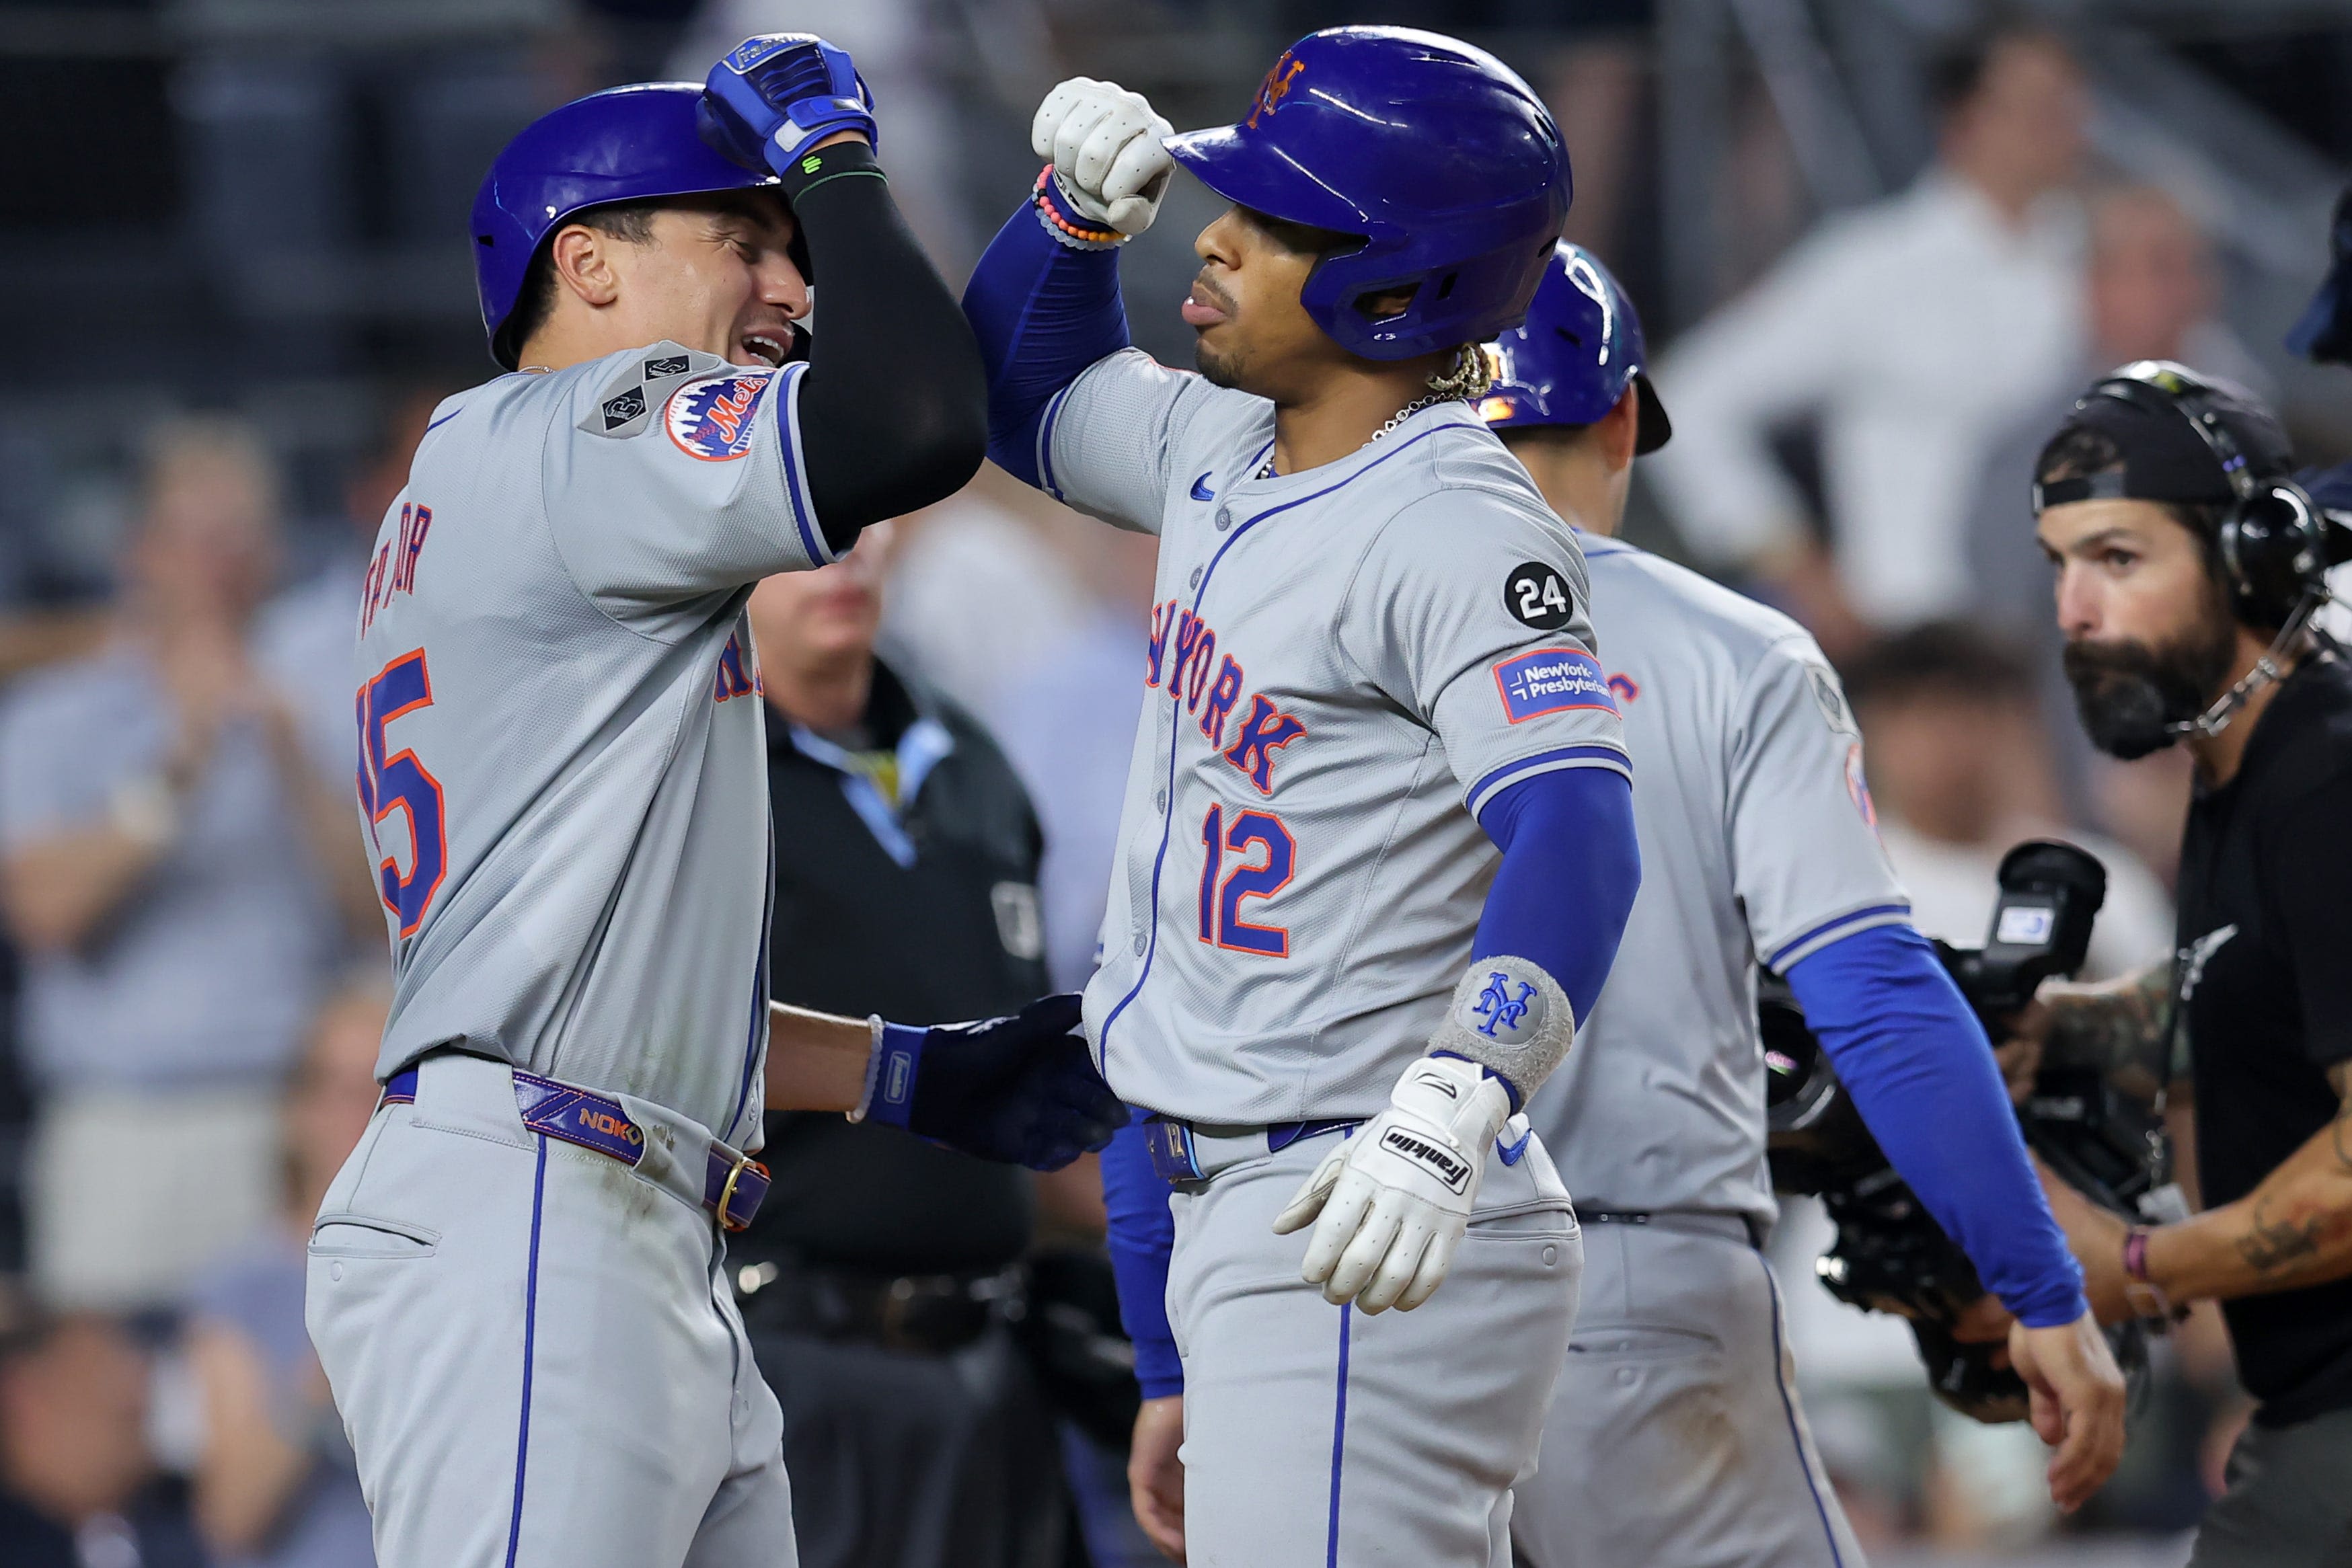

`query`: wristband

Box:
[846,1016,886,1123]
[1032,165,1124,250]
[848,1019,925,1129]
[777,139,885,205]
[2121,1226,2179,1321]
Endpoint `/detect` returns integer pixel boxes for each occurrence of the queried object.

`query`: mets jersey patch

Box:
[1492,648,1617,723]
[665,370,774,461]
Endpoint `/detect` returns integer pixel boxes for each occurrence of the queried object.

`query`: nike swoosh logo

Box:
[1189,472,1214,502]
[1496,1126,1531,1166]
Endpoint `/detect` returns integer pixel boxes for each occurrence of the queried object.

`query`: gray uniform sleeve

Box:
[1340,489,1630,820]
[1730,635,1912,971]
[1040,348,1228,535]
[539,345,833,615]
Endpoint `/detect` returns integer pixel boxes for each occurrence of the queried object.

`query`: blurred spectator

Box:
[989,521,1158,994]
[256,385,457,793]
[882,467,1091,724]
[184,980,385,1568]
[1647,20,2089,657]
[0,418,366,1310]
[0,1309,206,1568]
[1844,621,2173,980]
[730,526,1075,1568]
[1965,186,2263,830]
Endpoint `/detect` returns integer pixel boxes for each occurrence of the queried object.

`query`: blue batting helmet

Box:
[1162,28,1570,361]
[1479,242,1671,453]
[471,83,780,369]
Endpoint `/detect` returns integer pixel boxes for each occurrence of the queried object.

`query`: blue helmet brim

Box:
[1164,127,1373,239]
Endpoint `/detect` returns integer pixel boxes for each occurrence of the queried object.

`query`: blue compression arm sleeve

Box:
[1472,768,1641,1035]
[1786,924,2087,1327]
[960,198,1131,487]
[1100,1109,1182,1398]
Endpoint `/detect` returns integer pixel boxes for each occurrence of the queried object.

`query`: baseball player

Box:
[961,28,1642,1567]
[1482,245,2127,1565]
[306,40,1121,1568]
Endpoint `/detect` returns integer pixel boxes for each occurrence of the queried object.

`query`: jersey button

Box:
[1188,567,1203,589]
[1131,933,1147,956]
[1215,507,1232,531]
[1155,789,1168,811]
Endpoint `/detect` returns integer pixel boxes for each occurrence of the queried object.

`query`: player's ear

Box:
[1600,384,1641,474]
[547,224,623,311]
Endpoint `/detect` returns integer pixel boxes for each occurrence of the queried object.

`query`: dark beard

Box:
[1194,336,1244,391]
[2061,601,2239,760]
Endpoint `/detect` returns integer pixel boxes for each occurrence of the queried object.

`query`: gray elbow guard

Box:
[1429,955,1577,1101]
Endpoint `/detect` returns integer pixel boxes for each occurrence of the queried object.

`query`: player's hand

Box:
[701,34,877,177]
[1031,77,1174,237]
[875,995,1125,1170]
[1272,1055,1513,1312]
[2008,1310,2127,1513]
[1128,1394,1186,1563]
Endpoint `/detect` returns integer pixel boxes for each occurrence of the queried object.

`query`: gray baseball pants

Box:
[1511,1212,1864,1568]
[1166,1128,1582,1567]
[306,1052,797,1568]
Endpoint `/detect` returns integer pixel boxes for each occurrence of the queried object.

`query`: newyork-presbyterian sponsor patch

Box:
[1492,646,1617,723]
[665,370,774,461]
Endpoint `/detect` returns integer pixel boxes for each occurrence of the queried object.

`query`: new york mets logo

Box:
[1246,55,1306,127]
[666,371,774,461]
[1472,972,1535,1038]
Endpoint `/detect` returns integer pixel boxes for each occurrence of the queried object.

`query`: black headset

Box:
[2059,360,2329,628]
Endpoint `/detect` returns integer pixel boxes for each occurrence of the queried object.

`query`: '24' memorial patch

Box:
[1492,647,1618,723]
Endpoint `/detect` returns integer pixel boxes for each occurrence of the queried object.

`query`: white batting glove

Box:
[1272,1056,1515,1314]
[1030,76,1174,237]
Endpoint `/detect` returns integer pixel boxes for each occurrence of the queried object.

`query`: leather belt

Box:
[382,1063,770,1233]
[732,1258,1020,1355]
[1145,1116,1358,1186]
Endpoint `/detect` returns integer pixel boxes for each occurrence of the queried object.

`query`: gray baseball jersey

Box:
[1045,350,1632,1126]
[352,342,832,1148]
[1525,535,1908,1228]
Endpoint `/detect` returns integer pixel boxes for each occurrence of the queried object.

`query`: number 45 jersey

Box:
[352,344,833,1148]
[1052,350,1632,1127]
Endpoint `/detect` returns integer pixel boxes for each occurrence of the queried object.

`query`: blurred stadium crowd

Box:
[1,0,2349,1564]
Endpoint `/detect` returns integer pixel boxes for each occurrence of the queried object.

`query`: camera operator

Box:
[2020,360,2352,1563]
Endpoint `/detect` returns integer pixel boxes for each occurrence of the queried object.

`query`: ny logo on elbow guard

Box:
[1473,974,1536,1038]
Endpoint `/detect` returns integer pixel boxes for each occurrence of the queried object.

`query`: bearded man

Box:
[2010,360,2352,1567]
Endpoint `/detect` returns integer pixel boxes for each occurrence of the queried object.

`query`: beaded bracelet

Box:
[1032,165,1124,249]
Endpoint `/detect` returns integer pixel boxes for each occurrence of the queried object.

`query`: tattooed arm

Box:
[2041,962,2176,1091]
[2042,1061,2352,1322]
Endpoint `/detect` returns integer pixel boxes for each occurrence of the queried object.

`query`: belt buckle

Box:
[1143,1118,1204,1185]
[715,1152,769,1233]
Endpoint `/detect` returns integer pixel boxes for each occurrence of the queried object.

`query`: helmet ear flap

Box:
[2220,481,2324,627]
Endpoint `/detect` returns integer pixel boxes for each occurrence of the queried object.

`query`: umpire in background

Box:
[2019,359,2352,1563]
[733,521,1069,1568]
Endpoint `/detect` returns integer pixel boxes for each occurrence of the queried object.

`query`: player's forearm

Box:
[2141,1090,2352,1303]
[789,144,987,542]
[1790,923,2089,1326]
[761,1001,875,1114]
[1473,767,1640,1033]
[961,194,1131,487]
